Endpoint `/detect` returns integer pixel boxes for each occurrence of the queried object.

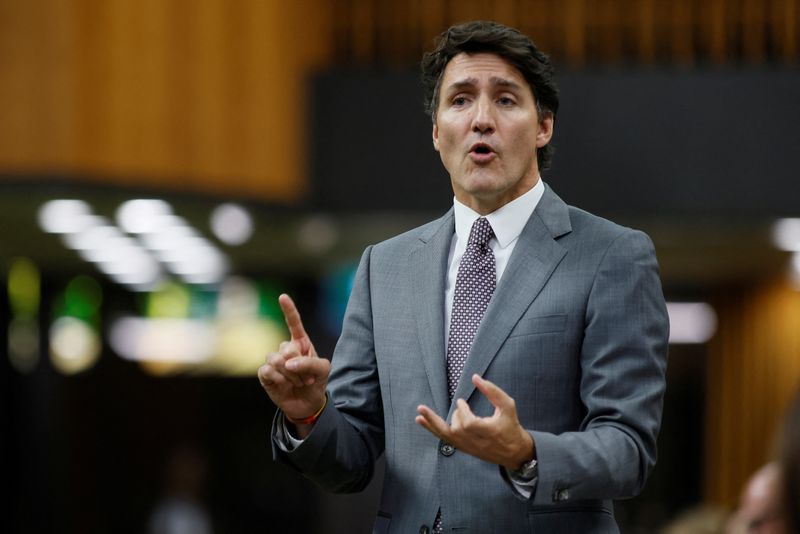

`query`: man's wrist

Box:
[508,429,536,471]
[285,395,327,426]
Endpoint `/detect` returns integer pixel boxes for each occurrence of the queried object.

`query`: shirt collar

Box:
[453,178,545,249]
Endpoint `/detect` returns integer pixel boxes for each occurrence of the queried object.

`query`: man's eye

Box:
[452,97,467,106]
[498,97,515,106]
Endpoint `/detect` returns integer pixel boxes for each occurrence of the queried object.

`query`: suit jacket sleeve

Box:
[270,245,385,494]
[529,228,669,505]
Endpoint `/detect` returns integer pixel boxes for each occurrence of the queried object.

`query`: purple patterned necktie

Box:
[433,217,496,534]
[446,217,496,399]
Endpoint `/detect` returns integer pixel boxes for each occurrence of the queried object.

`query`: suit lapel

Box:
[448,185,573,413]
[411,210,454,417]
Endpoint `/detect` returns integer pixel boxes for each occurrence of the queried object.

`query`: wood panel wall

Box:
[332,0,800,66]
[0,0,332,202]
[1,1,797,202]
[705,277,800,507]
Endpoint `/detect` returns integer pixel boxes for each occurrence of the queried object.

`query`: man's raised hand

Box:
[258,294,330,434]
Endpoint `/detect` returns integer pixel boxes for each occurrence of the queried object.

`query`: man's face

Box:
[730,464,788,534]
[432,52,553,215]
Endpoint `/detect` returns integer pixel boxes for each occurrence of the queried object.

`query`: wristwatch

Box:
[512,457,538,482]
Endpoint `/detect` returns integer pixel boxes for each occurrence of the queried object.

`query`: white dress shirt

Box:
[445,179,545,343]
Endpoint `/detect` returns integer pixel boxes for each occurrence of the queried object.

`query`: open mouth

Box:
[470,142,494,155]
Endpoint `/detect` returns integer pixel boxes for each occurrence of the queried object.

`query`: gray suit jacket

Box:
[273,184,669,533]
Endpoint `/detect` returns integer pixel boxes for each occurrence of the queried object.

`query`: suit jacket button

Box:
[419,526,430,534]
[439,441,455,456]
[553,488,570,501]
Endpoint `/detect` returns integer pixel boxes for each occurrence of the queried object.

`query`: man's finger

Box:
[453,398,478,427]
[266,352,306,388]
[278,294,311,352]
[285,355,330,380]
[258,363,288,389]
[415,405,451,439]
[472,374,513,411]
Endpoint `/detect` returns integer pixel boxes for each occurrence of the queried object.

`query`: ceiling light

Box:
[772,218,800,251]
[666,302,717,344]
[116,199,174,234]
[38,200,93,234]
[210,203,254,245]
[109,317,215,363]
[298,215,339,255]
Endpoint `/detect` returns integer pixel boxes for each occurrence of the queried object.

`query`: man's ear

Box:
[535,115,554,148]
[432,121,440,151]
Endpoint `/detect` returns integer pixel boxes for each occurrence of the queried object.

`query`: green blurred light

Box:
[258,282,284,322]
[188,287,217,319]
[64,275,103,321]
[8,257,40,318]
[147,282,191,318]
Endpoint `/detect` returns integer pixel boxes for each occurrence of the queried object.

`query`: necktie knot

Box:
[468,217,494,249]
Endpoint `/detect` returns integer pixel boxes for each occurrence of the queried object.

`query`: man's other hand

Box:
[415,374,535,470]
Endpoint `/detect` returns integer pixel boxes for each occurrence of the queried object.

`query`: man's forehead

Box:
[441,52,528,89]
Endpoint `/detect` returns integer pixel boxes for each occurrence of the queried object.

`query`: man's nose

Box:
[471,97,495,133]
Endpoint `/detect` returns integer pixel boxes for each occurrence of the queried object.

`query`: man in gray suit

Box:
[258,20,669,533]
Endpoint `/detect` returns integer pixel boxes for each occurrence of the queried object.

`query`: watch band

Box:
[511,458,538,481]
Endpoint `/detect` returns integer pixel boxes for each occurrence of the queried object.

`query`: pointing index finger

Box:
[279,294,310,349]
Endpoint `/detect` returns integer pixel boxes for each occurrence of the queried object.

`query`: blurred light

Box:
[64,220,119,251]
[41,198,229,289]
[217,277,260,319]
[790,252,800,288]
[8,318,39,374]
[116,199,173,234]
[109,317,215,363]
[213,317,285,376]
[147,282,191,318]
[8,257,40,318]
[772,218,800,251]
[667,302,717,344]
[49,317,101,374]
[138,216,196,251]
[320,263,357,337]
[37,199,92,234]
[106,271,164,292]
[52,209,164,290]
[210,203,253,245]
[8,258,41,373]
[158,238,228,285]
[63,275,103,320]
[258,282,288,325]
[135,215,229,284]
[298,215,339,255]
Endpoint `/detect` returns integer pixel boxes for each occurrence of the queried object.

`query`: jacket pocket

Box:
[509,314,567,338]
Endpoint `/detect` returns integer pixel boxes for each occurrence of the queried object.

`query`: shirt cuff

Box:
[274,412,305,452]
[503,466,539,500]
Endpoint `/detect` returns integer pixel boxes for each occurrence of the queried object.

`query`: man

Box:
[259,20,669,533]
[727,463,789,534]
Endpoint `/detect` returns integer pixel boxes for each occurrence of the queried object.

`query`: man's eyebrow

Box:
[445,77,479,92]
[489,77,523,90]
[444,76,524,92]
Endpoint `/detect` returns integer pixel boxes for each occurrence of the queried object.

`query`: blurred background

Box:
[1,0,800,532]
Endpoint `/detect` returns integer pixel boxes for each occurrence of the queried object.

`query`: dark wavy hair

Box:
[421,20,559,170]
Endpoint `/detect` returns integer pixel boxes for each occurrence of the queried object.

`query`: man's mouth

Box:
[470,142,495,155]
[469,142,496,162]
